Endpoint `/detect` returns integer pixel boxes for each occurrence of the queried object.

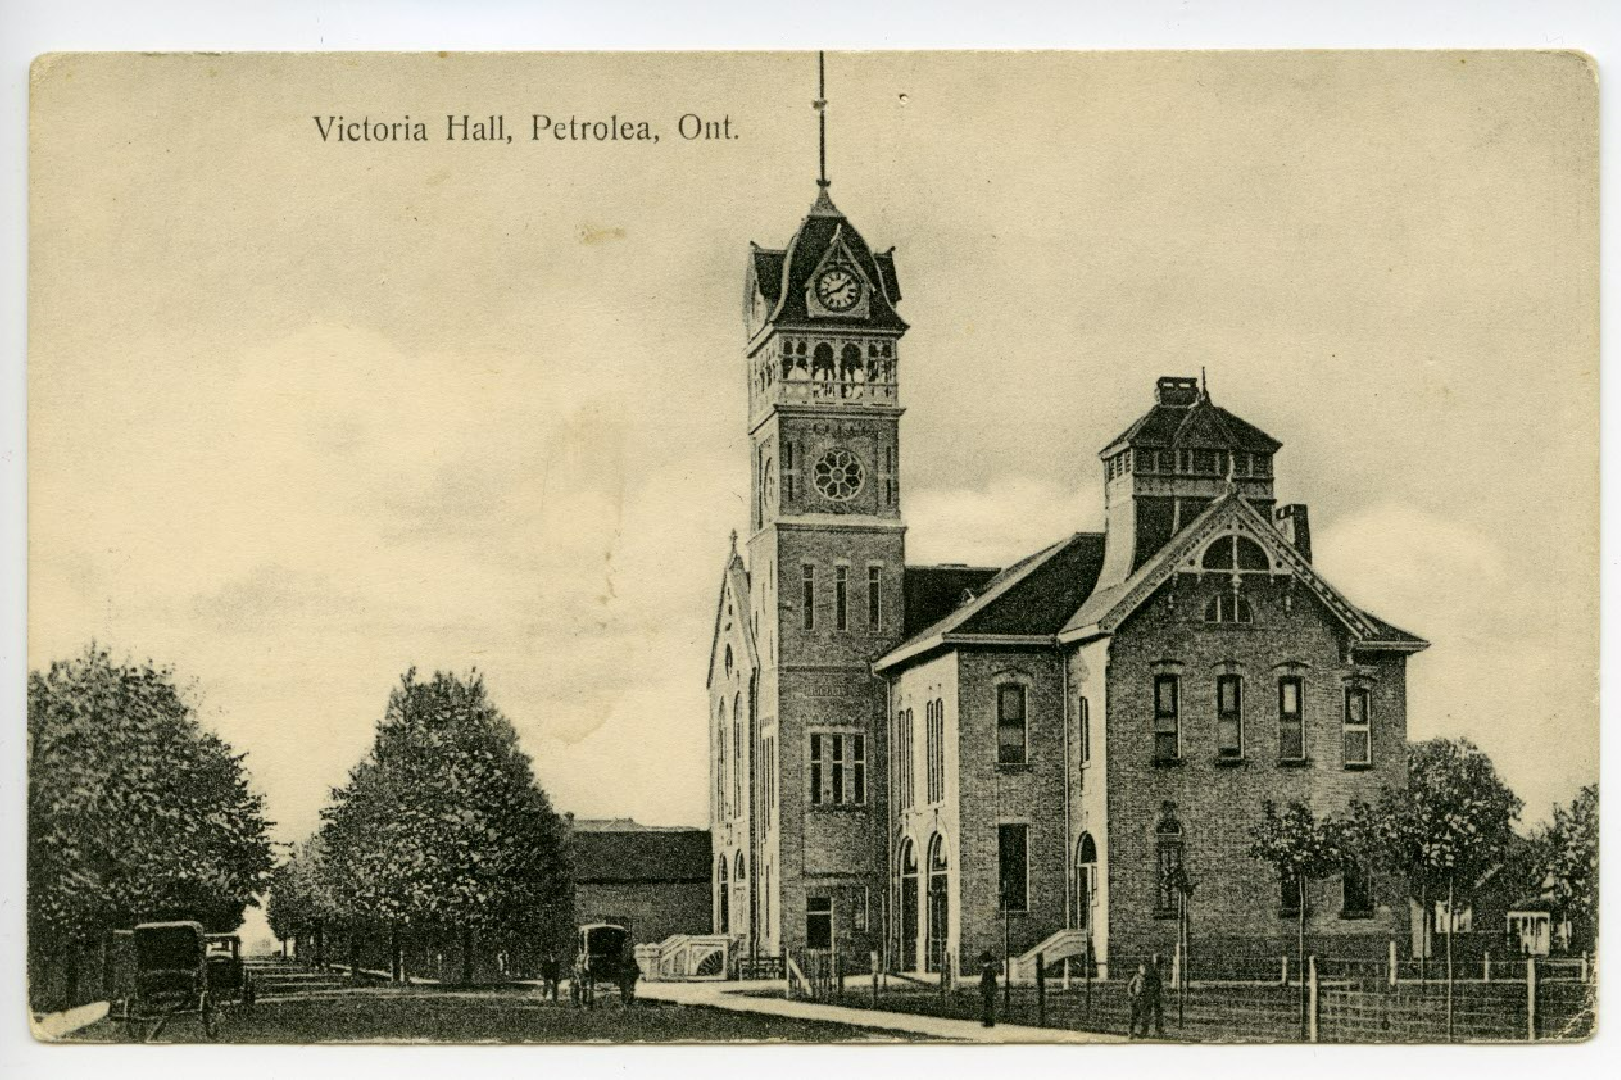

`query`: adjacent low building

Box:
[568,817,711,945]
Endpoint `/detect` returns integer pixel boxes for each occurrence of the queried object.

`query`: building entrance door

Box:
[899,840,919,971]
[925,833,948,974]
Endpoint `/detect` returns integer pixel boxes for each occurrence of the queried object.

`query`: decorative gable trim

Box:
[1057,494,1394,648]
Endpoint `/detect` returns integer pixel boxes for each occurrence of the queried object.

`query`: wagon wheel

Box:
[145,1015,168,1043]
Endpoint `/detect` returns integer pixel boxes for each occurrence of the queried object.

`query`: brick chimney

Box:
[1274,504,1312,562]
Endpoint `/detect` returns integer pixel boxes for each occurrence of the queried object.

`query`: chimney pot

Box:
[1156,376,1201,408]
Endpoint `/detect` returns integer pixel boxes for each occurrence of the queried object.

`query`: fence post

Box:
[1387,939,1397,987]
[1063,956,1071,992]
[1171,944,1180,989]
[1581,953,1590,984]
[1307,955,1319,1043]
[1483,951,1491,983]
[1036,952,1047,1027]
[871,951,880,1010]
[1281,955,1288,986]
[1526,957,1537,1042]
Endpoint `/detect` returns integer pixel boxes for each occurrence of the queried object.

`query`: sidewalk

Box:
[639,980,1124,1043]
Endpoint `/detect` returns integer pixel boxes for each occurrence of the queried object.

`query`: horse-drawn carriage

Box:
[109,921,250,1041]
[570,923,638,1007]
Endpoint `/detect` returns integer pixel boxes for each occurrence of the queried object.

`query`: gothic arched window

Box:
[1154,803,1185,915]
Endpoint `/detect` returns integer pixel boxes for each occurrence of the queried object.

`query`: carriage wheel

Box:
[145,1016,168,1043]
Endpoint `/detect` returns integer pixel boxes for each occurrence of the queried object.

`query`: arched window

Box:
[1076,833,1098,930]
[735,851,747,882]
[926,833,950,973]
[841,343,863,381]
[724,644,733,672]
[812,342,834,380]
[1204,593,1255,624]
[1202,534,1270,572]
[716,702,727,819]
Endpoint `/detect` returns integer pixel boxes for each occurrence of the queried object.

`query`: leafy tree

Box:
[1535,784,1598,947]
[1348,737,1522,1038]
[27,646,274,1007]
[1247,799,1347,1038]
[266,836,339,964]
[318,669,573,985]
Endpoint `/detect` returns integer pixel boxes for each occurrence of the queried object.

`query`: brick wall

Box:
[575,881,711,946]
[1101,571,1413,967]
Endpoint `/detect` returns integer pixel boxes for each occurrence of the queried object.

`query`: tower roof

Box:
[1100,375,1281,458]
[748,192,906,333]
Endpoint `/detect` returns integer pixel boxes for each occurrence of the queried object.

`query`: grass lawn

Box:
[64,987,913,1044]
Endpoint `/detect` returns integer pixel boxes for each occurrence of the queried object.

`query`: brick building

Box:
[568,818,711,946]
[706,181,1427,979]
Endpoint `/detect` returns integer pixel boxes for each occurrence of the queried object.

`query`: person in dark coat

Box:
[1142,953,1165,1037]
[1126,963,1146,1037]
[978,950,998,1027]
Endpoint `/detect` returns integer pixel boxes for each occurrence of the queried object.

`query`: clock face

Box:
[813,449,865,502]
[814,266,861,312]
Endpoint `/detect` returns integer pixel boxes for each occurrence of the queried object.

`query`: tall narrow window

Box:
[784,442,796,500]
[868,566,882,630]
[924,701,935,804]
[997,684,1028,765]
[1279,677,1304,761]
[1344,687,1372,766]
[1153,674,1180,762]
[732,710,742,817]
[998,823,1030,912]
[831,734,845,805]
[806,897,833,950]
[899,708,914,809]
[809,733,824,804]
[835,566,849,631]
[801,564,816,631]
[1281,867,1301,915]
[1342,857,1372,917]
[926,699,945,804]
[852,734,866,805]
[1079,696,1092,765]
[717,709,727,819]
[1216,674,1243,758]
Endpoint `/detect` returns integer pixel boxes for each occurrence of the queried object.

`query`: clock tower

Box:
[717,57,908,963]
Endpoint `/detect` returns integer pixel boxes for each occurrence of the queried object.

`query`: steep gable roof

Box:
[1058,493,1427,655]
[705,535,759,690]
[875,533,1105,672]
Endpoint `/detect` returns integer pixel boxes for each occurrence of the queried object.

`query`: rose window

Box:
[813,449,865,502]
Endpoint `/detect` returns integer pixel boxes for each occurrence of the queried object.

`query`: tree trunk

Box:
[349,927,361,983]
[1419,884,1429,985]
[461,927,475,987]
[315,921,327,968]
[390,924,403,983]
[1445,875,1456,1042]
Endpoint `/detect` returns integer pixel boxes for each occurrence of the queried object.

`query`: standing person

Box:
[1127,963,1146,1037]
[979,950,998,1028]
[1143,953,1165,1037]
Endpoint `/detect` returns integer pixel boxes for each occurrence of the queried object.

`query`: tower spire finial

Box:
[816,51,829,190]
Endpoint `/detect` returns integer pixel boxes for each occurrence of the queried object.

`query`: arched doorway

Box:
[1075,833,1098,931]
[899,839,919,971]
[717,855,730,934]
[926,833,949,974]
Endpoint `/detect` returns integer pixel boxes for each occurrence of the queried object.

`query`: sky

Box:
[28,50,1597,847]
